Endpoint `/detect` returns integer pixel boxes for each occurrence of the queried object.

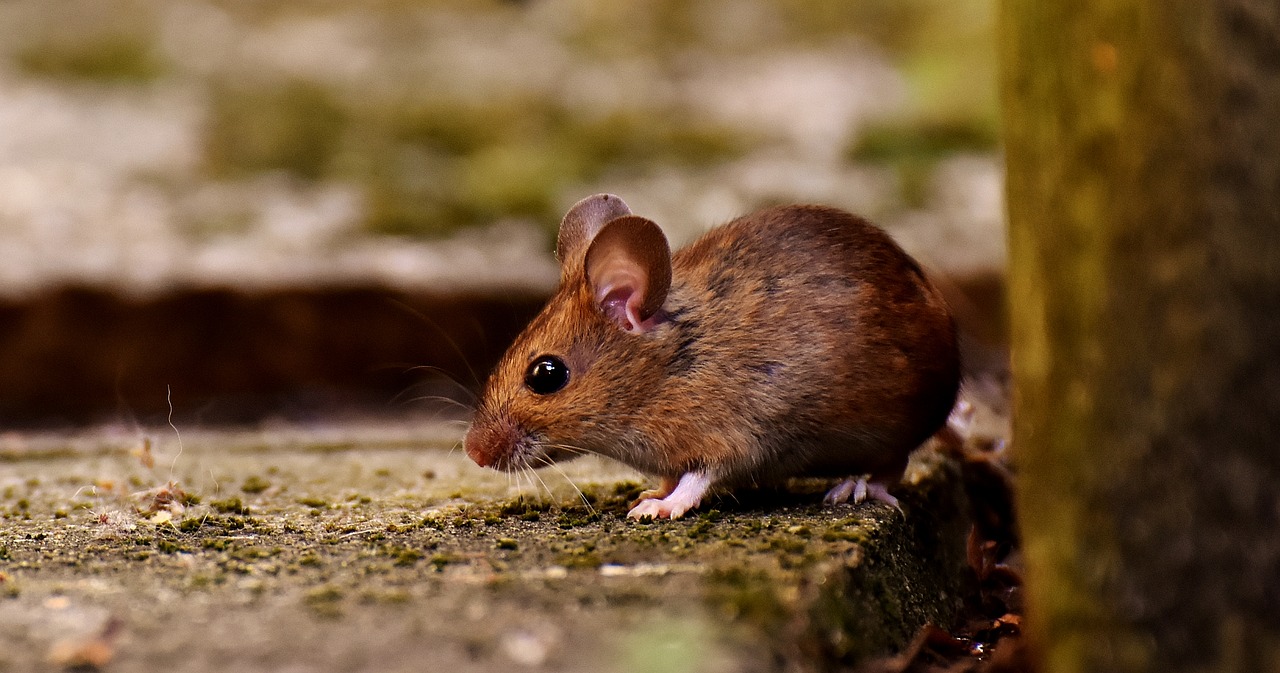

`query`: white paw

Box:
[625,471,710,520]
[627,498,690,520]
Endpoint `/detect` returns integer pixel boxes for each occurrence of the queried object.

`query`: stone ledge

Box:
[0,425,971,671]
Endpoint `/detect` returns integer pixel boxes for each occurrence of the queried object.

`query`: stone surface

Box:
[0,419,974,672]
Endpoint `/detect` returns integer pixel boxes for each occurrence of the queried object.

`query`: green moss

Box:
[706,566,788,624]
[255,92,754,238]
[767,536,807,554]
[392,548,423,567]
[429,552,459,571]
[202,538,229,551]
[458,142,577,218]
[851,118,998,164]
[687,520,715,540]
[297,497,329,509]
[229,546,276,561]
[849,117,999,207]
[555,550,603,569]
[499,498,551,517]
[360,589,411,605]
[188,573,215,588]
[555,505,602,529]
[155,539,185,554]
[240,476,272,494]
[610,481,646,503]
[821,528,869,543]
[570,110,747,170]
[303,585,345,618]
[204,80,348,181]
[15,34,166,82]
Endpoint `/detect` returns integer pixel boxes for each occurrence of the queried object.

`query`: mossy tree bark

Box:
[1001,2,1280,672]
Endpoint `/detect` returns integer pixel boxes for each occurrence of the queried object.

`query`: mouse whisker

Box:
[515,467,535,502]
[389,369,479,413]
[525,463,557,502]
[535,453,596,517]
[402,395,475,413]
[544,442,592,458]
[386,300,487,389]
[402,364,480,401]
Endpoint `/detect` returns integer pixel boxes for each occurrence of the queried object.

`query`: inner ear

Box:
[583,215,672,333]
[556,194,631,273]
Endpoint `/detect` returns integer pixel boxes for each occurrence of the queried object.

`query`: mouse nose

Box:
[463,425,494,468]
[464,415,522,470]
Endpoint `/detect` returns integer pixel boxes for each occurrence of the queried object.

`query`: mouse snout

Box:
[463,424,496,468]
[463,415,520,470]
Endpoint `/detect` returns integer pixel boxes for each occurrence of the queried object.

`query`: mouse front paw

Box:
[628,476,680,509]
[625,471,711,520]
[627,498,690,520]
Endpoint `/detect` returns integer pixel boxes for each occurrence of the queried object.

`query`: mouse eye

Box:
[524,355,570,395]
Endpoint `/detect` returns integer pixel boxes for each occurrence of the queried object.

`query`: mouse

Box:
[464,193,960,519]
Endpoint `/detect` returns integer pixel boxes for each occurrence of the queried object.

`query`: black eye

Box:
[525,355,570,395]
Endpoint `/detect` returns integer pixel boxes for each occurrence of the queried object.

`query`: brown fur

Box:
[465,198,960,496]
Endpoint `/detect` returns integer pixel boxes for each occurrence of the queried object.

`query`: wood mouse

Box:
[464,194,960,519]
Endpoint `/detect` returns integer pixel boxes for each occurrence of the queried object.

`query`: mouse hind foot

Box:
[823,476,902,511]
[822,477,861,504]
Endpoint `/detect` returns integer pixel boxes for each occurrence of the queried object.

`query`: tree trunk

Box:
[1000,2,1280,671]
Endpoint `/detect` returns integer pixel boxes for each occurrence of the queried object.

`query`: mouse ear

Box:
[556,194,632,273]
[584,215,671,334]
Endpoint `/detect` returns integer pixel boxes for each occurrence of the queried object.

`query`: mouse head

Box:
[464,194,674,472]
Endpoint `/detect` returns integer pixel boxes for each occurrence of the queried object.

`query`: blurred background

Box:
[0,0,1003,428]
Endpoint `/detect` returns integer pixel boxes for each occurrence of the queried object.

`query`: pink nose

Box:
[463,427,494,468]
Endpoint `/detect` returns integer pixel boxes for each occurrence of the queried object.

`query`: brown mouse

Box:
[464,194,960,519]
